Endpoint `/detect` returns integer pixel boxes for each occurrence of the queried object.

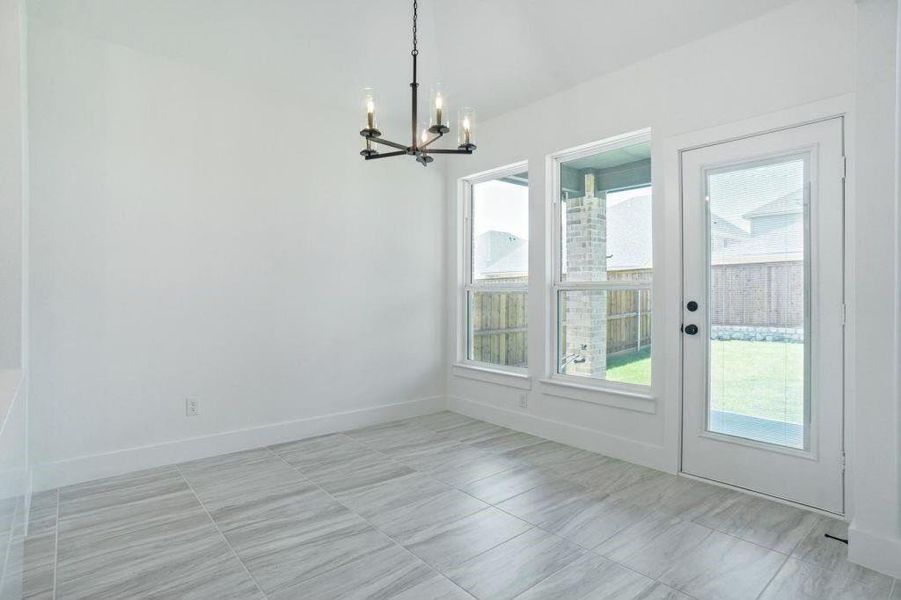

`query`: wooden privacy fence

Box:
[605,287,652,355]
[469,290,529,367]
[710,261,803,327]
[468,262,803,367]
[469,269,652,367]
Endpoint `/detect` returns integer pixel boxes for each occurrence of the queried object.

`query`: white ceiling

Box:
[29,0,797,125]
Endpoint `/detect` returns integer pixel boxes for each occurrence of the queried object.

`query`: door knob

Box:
[684,324,699,335]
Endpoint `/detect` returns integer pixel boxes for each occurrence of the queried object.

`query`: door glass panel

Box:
[706,156,807,449]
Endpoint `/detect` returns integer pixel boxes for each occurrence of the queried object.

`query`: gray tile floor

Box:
[22,412,900,599]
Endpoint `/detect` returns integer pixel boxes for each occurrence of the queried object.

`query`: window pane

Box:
[556,138,652,386]
[468,290,528,368]
[560,141,651,284]
[706,157,807,449]
[472,173,529,284]
[558,289,651,386]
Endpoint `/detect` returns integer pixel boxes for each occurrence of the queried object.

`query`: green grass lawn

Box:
[606,340,804,424]
[607,346,652,386]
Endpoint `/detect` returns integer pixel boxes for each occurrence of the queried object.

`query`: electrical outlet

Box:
[518,394,528,409]
[186,398,200,417]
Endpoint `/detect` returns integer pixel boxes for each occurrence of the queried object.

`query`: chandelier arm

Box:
[364,136,409,151]
[424,148,475,155]
[365,150,408,160]
[419,132,444,149]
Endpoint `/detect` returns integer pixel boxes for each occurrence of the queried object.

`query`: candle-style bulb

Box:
[361,88,379,135]
[458,107,476,149]
[429,83,448,132]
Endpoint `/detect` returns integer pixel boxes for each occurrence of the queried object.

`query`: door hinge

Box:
[841,303,847,326]
[840,155,847,180]
[840,451,846,473]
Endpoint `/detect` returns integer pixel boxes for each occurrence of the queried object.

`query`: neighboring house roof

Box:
[606,194,652,270]
[742,189,803,219]
[477,189,804,276]
[713,219,803,264]
[711,213,749,241]
[474,231,528,278]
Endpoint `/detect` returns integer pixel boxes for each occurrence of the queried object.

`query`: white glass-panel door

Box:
[681,118,845,513]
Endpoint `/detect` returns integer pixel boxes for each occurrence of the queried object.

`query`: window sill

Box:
[539,377,656,414]
[452,363,532,390]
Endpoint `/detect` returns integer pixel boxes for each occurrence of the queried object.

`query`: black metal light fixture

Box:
[359,0,476,166]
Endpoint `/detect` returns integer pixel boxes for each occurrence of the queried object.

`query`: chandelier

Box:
[359,0,477,166]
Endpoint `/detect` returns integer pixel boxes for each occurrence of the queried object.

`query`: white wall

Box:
[446,0,857,469]
[0,0,26,371]
[27,20,447,488]
[847,0,901,579]
[0,0,29,596]
[446,0,901,578]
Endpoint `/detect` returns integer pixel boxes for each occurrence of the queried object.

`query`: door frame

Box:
[661,94,855,517]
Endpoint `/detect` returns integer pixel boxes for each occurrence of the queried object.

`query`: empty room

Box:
[1,0,900,598]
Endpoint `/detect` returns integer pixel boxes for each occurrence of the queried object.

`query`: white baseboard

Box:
[848,523,901,579]
[32,396,447,492]
[447,396,671,473]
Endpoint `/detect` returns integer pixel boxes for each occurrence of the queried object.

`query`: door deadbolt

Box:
[686,300,698,312]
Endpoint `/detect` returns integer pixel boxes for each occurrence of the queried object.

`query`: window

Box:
[552,133,652,388]
[462,164,529,370]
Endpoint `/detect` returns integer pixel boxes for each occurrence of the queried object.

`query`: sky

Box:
[469,158,802,245]
[707,158,804,229]
[471,179,529,240]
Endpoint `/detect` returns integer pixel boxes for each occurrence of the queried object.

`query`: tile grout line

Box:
[265,446,479,599]
[408,415,885,598]
[466,428,896,594]
[339,424,634,600]
[343,424,574,578]
[424,432,711,598]
[753,551,792,600]
[280,421,688,600]
[443,434,799,600]
[484,460,808,556]
[51,490,59,600]
[771,549,894,598]
[600,559,702,600]
[281,424,573,588]
[410,430,695,600]
[173,465,270,600]
[369,422,683,598]
[41,414,883,600]
[484,490,705,599]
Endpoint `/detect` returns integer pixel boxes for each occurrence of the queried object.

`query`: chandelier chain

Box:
[412,0,418,56]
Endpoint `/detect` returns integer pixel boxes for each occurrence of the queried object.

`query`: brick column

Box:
[564,173,607,377]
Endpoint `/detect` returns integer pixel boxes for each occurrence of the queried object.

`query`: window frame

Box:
[548,130,653,393]
[459,160,530,375]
